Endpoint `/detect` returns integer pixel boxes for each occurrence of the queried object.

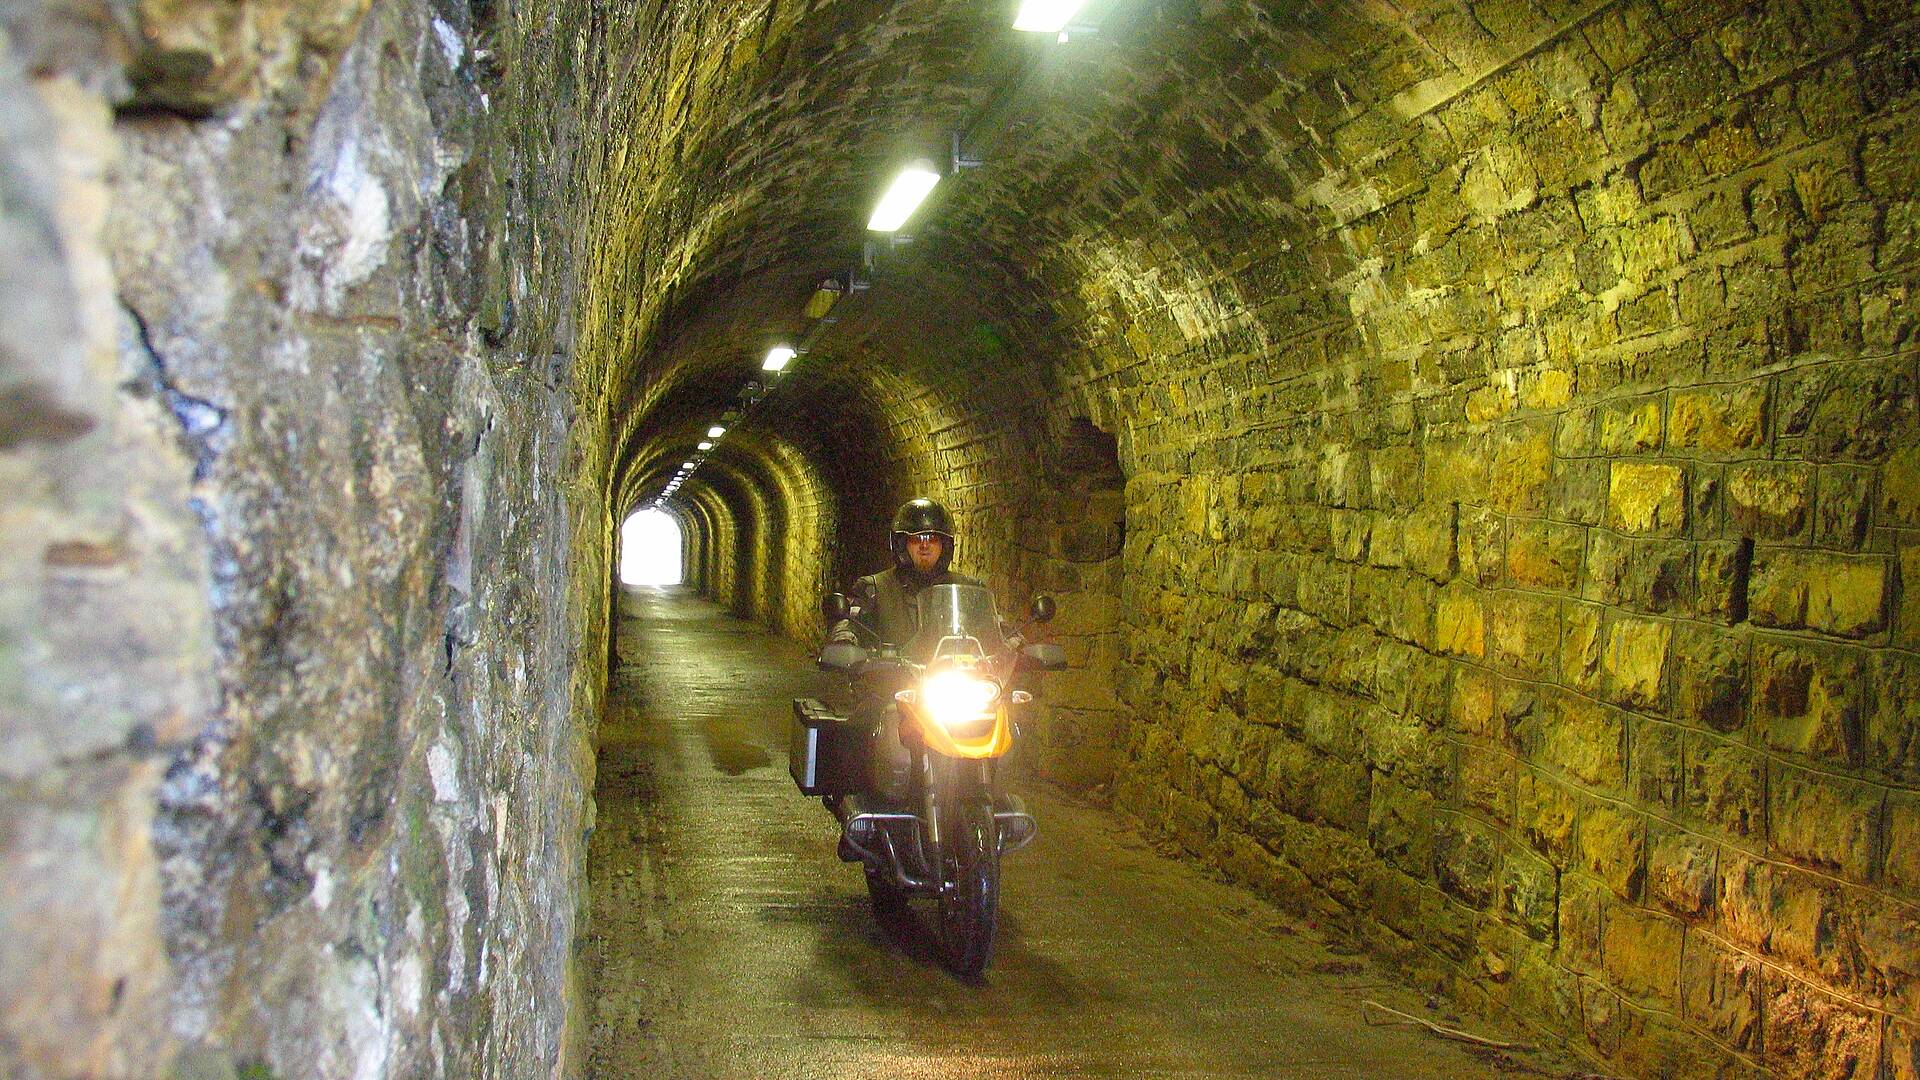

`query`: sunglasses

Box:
[906,532,946,544]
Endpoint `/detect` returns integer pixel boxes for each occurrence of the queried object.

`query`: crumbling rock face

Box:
[2,39,216,1078]
[4,0,592,1076]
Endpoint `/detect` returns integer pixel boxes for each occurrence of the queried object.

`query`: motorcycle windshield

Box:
[905,584,1005,663]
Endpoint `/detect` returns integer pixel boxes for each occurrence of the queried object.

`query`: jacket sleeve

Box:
[828,574,880,645]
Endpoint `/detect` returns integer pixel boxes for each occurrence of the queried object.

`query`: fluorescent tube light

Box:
[867,162,941,232]
[764,346,796,372]
[804,284,841,319]
[1013,0,1087,32]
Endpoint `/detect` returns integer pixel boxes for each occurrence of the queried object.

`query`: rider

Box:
[829,497,981,801]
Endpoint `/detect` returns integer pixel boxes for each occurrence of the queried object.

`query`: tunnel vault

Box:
[5,0,1919,1076]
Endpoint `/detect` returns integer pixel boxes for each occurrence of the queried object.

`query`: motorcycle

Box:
[789,582,1064,976]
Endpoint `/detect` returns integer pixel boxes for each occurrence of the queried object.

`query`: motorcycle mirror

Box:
[822,592,851,624]
[818,641,868,672]
[1029,595,1056,624]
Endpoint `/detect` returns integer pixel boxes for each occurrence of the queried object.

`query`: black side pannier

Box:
[789,698,866,797]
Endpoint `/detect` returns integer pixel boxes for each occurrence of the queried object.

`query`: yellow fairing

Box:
[895,693,1014,759]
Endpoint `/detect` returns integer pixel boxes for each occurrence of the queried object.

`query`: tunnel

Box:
[3,0,1918,1076]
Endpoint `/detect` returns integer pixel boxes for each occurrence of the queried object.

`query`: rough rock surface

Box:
[3,1,593,1076]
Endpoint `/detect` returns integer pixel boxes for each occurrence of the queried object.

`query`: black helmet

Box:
[890,497,955,573]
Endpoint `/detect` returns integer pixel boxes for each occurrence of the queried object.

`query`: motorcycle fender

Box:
[898,697,1013,759]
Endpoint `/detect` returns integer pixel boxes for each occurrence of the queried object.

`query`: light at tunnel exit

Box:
[620,509,682,586]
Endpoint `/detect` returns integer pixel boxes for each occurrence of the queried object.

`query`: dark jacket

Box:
[833,565,983,647]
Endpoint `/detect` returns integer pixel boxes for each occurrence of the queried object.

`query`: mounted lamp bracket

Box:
[951,131,983,172]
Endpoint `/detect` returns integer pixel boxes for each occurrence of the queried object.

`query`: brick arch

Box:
[654,438,834,643]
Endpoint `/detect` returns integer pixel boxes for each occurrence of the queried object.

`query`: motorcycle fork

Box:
[918,754,993,893]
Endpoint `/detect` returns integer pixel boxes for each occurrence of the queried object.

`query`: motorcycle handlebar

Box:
[822,641,1062,677]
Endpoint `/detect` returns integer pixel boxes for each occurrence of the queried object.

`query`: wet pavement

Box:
[586,586,1570,1079]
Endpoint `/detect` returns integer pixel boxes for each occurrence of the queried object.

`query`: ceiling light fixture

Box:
[707,425,726,438]
[867,161,941,232]
[1012,0,1088,32]
[698,440,713,450]
[804,281,842,320]
[763,345,796,372]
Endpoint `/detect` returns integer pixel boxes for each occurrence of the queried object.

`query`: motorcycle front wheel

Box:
[936,799,1000,977]
[865,865,907,916]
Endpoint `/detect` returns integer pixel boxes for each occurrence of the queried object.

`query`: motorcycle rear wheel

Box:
[936,802,1000,976]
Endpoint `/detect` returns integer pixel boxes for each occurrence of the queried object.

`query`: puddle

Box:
[700,716,771,775]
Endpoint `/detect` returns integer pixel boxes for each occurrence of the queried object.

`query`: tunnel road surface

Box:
[587,587,1567,1080]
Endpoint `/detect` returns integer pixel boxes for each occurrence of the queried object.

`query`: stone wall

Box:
[680,500,720,604]
[1,35,216,1076]
[2,0,598,1075]
[676,436,838,645]
[971,2,1920,1075]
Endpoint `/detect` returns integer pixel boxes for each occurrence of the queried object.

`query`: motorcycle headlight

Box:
[920,669,1000,729]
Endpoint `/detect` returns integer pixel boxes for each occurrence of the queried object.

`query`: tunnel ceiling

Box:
[509,0,1032,496]
[578,0,1678,526]
[490,0,1920,534]
[550,0,1400,511]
